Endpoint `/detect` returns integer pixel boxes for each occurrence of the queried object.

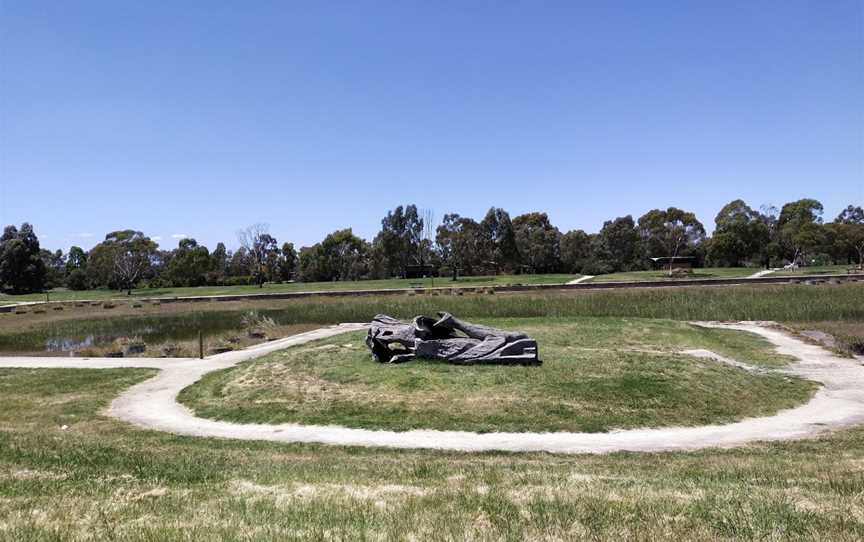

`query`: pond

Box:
[0,311,267,355]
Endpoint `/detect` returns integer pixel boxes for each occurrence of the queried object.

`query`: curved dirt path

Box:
[1,322,863,454]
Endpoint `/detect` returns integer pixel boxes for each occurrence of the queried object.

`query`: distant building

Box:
[649,256,694,271]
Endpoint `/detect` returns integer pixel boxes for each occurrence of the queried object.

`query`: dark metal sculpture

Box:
[365,312,540,365]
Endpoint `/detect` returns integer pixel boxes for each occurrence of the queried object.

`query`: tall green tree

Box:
[210,242,228,277]
[777,199,824,265]
[592,216,643,273]
[237,224,278,287]
[375,204,423,277]
[0,223,47,293]
[166,238,211,287]
[825,222,864,266]
[298,230,368,282]
[637,207,706,272]
[277,242,297,281]
[708,199,770,267]
[65,245,89,290]
[846,224,864,266]
[228,247,252,278]
[480,207,520,273]
[836,205,864,225]
[40,249,66,289]
[560,229,591,273]
[512,212,561,274]
[87,230,158,294]
[436,214,484,278]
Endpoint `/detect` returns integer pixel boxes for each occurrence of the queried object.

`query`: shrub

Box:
[66,269,89,291]
[581,260,614,275]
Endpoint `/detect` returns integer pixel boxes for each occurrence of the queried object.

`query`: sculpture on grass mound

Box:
[365,312,541,365]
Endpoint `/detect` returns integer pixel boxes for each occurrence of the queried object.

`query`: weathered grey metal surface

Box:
[365,312,541,365]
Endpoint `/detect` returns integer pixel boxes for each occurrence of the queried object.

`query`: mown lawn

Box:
[1,366,862,540]
[588,267,758,282]
[0,274,579,304]
[179,318,812,433]
[772,264,859,277]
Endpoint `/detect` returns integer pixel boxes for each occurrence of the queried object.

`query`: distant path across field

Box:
[1,322,863,454]
[748,269,777,278]
[566,275,595,284]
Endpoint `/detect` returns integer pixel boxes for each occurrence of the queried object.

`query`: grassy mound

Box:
[179,318,815,433]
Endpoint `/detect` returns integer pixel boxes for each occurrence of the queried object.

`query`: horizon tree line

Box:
[0,198,862,294]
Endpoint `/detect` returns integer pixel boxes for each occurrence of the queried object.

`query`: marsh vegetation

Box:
[1,283,861,356]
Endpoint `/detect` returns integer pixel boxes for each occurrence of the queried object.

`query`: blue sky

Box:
[1,0,862,251]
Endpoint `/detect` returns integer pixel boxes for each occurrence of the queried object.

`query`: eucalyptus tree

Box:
[436,214,484,279]
[512,212,561,274]
[591,215,642,273]
[480,207,520,273]
[376,204,423,277]
[238,223,279,287]
[87,230,158,294]
[836,205,864,225]
[777,199,824,265]
[637,207,706,274]
[0,223,46,293]
[708,199,770,267]
[560,229,591,273]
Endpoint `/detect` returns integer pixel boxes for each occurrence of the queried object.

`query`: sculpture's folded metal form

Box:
[365,312,541,365]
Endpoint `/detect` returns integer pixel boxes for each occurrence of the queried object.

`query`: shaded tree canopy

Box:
[86,230,158,293]
[777,199,825,263]
[836,205,864,225]
[592,215,642,273]
[512,212,561,274]
[560,230,591,273]
[707,199,770,267]
[436,214,484,277]
[480,207,520,273]
[166,238,211,287]
[376,204,423,278]
[638,207,706,260]
[238,224,278,287]
[0,223,46,293]
[299,229,369,282]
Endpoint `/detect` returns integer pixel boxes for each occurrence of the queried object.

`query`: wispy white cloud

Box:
[77,232,94,238]
[151,235,162,241]
[171,233,188,239]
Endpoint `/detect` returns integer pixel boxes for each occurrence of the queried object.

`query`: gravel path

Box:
[567,275,595,285]
[1,322,862,454]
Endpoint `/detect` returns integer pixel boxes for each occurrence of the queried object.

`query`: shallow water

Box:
[0,312,248,354]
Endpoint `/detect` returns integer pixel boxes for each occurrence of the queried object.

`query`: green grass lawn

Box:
[2,286,863,539]
[1,358,862,539]
[772,264,860,277]
[587,267,759,283]
[0,274,579,304]
[178,318,811,433]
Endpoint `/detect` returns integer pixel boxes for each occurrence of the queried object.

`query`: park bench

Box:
[848,266,864,274]
[409,282,424,289]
